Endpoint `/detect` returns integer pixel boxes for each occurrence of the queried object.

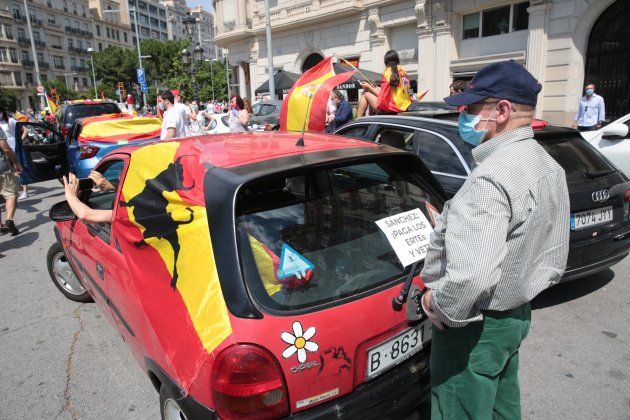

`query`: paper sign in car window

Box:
[277,244,314,279]
[375,208,433,267]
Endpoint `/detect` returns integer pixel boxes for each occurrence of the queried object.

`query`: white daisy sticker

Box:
[281,321,319,363]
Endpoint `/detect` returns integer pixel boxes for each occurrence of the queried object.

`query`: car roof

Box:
[116,131,387,169]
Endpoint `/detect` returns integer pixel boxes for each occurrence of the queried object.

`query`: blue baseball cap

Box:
[445,60,542,107]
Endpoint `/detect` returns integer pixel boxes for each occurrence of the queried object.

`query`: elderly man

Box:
[420,60,570,419]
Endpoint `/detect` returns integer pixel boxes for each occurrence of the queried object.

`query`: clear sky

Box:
[188,0,213,11]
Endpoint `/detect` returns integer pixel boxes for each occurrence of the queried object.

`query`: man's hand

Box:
[421,289,445,330]
[13,163,23,175]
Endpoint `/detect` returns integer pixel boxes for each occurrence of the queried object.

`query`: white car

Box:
[581,113,630,177]
[203,112,231,134]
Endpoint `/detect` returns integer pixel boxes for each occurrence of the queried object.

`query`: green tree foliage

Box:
[90,39,228,104]
[0,86,18,111]
[42,79,77,102]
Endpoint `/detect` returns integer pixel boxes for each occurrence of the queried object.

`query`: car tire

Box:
[46,242,92,303]
[160,385,187,420]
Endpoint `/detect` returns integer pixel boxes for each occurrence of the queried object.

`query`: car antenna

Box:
[392,260,420,311]
[296,91,314,147]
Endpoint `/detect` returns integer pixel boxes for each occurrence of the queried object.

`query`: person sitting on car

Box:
[63,171,115,224]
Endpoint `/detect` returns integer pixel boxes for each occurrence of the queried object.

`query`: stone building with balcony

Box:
[213,0,629,125]
[0,0,133,109]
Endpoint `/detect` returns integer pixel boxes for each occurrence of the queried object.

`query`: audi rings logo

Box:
[592,190,610,203]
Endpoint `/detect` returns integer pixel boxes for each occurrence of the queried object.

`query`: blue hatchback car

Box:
[16,114,162,183]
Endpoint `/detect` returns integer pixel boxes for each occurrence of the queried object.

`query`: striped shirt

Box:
[420,126,570,327]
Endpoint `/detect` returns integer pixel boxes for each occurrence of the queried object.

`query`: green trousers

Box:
[430,303,531,420]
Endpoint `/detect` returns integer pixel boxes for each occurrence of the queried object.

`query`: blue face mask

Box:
[585,88,594,96]
[457,104,498,146]
[159,103,165,111]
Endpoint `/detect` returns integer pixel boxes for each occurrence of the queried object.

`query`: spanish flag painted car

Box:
[45,131,445,419]
[15,114,162,183]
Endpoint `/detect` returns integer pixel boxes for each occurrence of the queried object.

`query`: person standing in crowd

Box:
[171,90,195,137]
[0,110,28,200]
[0,110,23,236]
[573,83,605,131]
[450,79,469,111]
[243,97,253,114]
[227,95,250,132]
[357,50,412,116]
[420,61,570,419]
[158,90,188,140]
[331,90,352,131]
[449,79,468,96]
[325,92,337,133]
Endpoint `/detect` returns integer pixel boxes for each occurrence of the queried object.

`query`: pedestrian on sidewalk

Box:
[420,60,570,419]
[0,111,23,236]
[573,83,605,131]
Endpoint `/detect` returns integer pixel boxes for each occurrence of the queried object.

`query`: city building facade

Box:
[213,0,629,125]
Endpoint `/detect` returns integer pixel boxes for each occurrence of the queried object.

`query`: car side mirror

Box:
[602,123,629,140]
[49,200,76,222]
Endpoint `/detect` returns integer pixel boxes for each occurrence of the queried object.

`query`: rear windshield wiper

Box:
[584,169,616,179]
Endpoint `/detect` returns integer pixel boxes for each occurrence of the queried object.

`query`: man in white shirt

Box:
[158,90,188,140]
[172,90,195,137]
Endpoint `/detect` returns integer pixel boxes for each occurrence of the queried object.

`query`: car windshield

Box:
[536,134,613,183]
[235,157,442,312]
[64,103,120,125]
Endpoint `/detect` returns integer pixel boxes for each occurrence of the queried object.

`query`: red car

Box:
[44,131,444,418]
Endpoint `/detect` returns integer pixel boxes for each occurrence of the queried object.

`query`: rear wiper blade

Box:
[584,169,616,179]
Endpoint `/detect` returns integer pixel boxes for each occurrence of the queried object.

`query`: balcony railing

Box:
[54,63,66,70]
[51,44,63,50]
[5,34,14,40]
[17,36,31,45]
[38,62,50,69]
[224,20,235,32]
[68,46,88,54]
[71,65,89,72]
[34,40,46,47]
[22,59,35,68]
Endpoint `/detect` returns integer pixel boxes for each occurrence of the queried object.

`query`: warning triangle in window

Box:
[277,244,314,279]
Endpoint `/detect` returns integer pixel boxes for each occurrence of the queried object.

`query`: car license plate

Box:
[366,321,431,381]
[570,206,613,230]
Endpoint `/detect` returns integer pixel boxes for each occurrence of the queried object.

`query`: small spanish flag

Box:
[279,57,354,132]
[46,95,59,114]
[14,112,29,122]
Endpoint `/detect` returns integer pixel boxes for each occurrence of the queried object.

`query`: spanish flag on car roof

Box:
[279,57,354,132]
[46,95,59,114]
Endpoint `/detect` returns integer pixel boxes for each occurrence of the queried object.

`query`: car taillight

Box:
[212,344,289,419]
[79,145,99,159]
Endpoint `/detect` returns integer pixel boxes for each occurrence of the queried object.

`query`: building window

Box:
[124,32,127,42]
[48,14,56,24]
[141,27,149,36]
[151,29,159,39]
[462,2,529,39]
[139,14,148,24]
[0,49,8,63]
[99,42,103,51]
[482,6,510,36]
[160,20,166,30]
[149,5,157,14]
[26,73,33,84]
[512,2,529,31]
[96,25,101,36]
[54,56,64,69]
[9,48,18,63]
[107,27,111,38]
[138,1,147,10]
[159,9,166,18]
[14,71,22,86]
[161,32,167,40]
[0,72,13,86]
[150,17,158,26]
[68,38,74,48]
[4,25,13,39]
[116,29,120,40]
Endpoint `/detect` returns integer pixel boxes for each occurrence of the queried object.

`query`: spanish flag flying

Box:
[46,95,59,114]
[377,67,412,113]
[279,57,354,132]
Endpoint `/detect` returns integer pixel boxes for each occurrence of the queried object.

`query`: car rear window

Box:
[235,157,442,312]
[536,134,613,182]
[63,103,120,125]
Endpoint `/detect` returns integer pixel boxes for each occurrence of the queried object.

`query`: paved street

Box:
[1,179,629,419]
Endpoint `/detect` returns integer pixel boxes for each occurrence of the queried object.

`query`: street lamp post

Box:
[87,48,98,98]
[182,14,203,101]
[104,7,147,106]
[204,58,216,101]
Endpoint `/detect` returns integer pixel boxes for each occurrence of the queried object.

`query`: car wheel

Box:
[160,385,187,420]
[46,242,92,303]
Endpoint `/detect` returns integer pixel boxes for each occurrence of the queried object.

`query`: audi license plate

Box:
[366,321,431,380]
[571,206,613,231]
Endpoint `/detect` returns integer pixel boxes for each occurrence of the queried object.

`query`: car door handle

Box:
[96,262,104,280]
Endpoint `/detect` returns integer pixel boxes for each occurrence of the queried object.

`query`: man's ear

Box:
[495,100,511,124]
